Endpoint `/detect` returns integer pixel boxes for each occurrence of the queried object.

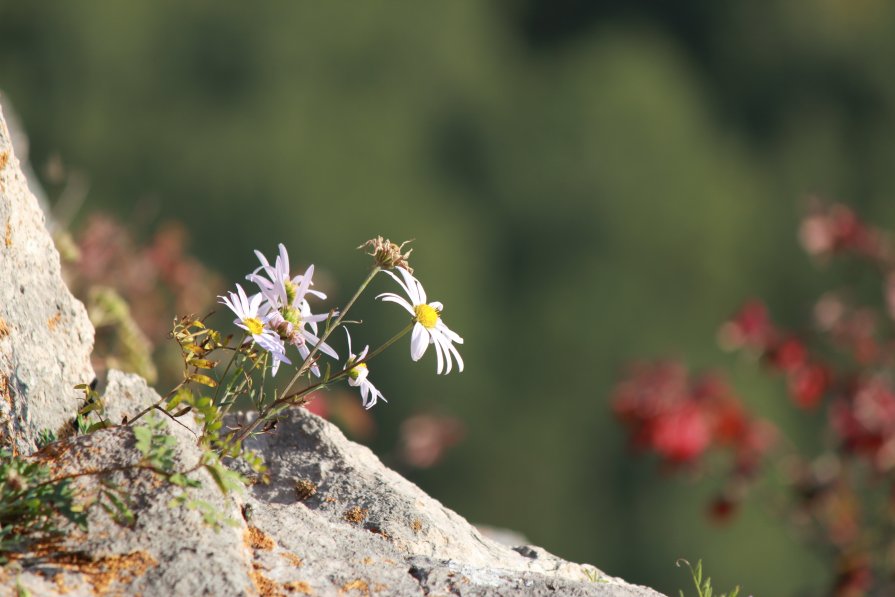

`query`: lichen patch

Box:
[294,478,317,501]
[250,568,285,597]
[40,550,158,595]
[340,579,370,595]
[245,525,275,551]
[283,580,314,594]
[343,506,368,524]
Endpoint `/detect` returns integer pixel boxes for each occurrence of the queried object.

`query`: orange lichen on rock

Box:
[410,519,422,533]
[0,318,9,339]
[3,220,10,248]
[42,550,158,595]
[0,150,8,171]
[1,374,11,409]
[250,568,286,597]
[53,572,72,594]
[340,579,370,595]
[343,506,368,524]
[282,552,303,567]
[283,580,314,594]
[245,525,276,551]
[48,312,62,330]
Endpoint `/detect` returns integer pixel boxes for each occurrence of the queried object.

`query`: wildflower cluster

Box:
[217,241,462,409]
[128,239,464,461]
[612,201,895,596]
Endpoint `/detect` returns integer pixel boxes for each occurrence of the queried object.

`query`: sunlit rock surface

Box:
[0,105,95,455]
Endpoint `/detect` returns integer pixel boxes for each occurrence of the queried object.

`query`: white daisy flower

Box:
[218,283,291,375]
[343,328,386,410]
[246,245,339,374]
[376,266,464,374]
[247,243,327,313]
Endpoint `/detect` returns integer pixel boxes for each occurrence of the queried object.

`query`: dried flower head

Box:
[358,236,413,273]
[294,478,318,501]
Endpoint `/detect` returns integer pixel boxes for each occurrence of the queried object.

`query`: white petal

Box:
[295,264,314,304]
[254,249,272,271]
[303,330,339,360]
[396,267,424,305]
[437,321,463,344]
[414,278,427,305]
[278,243,290,276]
[343,327,354,356]
[447,339,464,373]
[383,268,418,305]
[410,323,428,361]
[433,334,445,374]
[429,301,443,311]
[236,284,251,313]
[377,293,416,316]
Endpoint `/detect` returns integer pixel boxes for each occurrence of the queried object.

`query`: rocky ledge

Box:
[0,105,664,596]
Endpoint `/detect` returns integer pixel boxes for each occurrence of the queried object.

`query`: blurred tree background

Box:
[4,1,895,593]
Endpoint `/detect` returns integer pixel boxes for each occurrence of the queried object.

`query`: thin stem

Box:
[128,379,188,425]
[280,266,382,399]
[214,332,248,403]
[359,321,414,365]
[225,320,413,447]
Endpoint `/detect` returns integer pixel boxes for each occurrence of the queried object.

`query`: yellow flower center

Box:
[284,279,297,305]
[243,317,264,336]
[283,306,301,326]
[415,304,439,329]
[349,362,368,380]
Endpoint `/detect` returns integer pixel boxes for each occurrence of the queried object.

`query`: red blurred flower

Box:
[831,377,895,469]
[650,404,711,463]
[718,300,773,351]
[767,337,807,372]
[788,363,830,409]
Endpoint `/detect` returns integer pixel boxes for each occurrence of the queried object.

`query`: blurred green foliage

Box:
[5,1,895,593]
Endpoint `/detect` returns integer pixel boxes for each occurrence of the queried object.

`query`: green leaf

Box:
[133,425,152,455]
[189,374,218,388]
[188,358,218,369]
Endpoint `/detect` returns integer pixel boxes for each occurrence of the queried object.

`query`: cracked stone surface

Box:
[0,104,95,455]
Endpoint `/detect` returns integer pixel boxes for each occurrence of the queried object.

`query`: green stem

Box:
[280,266,381,399]
[214,332,248,404]
[226,318,413,448]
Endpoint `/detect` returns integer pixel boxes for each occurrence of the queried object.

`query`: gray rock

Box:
[230,408,665,596]
[10,385,253,597]
[0,104,95,455]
